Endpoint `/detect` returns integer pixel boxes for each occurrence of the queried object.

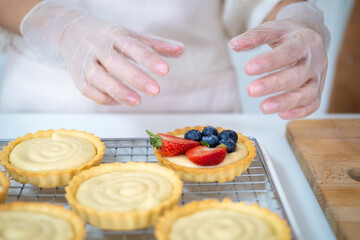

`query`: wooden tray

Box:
[286,119,360,240]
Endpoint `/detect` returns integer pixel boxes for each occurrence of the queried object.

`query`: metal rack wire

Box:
[0,137,291,240]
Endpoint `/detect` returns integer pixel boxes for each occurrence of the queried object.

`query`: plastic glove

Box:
[229,2,329,119]
[21,1,184,106]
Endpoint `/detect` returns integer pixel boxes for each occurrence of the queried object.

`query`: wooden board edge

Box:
[285,122,344,239]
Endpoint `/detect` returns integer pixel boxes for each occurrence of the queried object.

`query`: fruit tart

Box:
[65,162,183,230]
[148,126,256,182]
[0,129,105,188]
[0,171,10,203]
[0,201,85,240]
[155,198,291,240]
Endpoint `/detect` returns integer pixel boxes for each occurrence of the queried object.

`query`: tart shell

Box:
[154,126,257,182]
[65,162,183,230]
[0,129,105,188]
[0,171,10,203]
[155,198,291,240]
[0,201,86,240]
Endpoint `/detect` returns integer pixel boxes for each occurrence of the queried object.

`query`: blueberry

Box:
[201,135,219,148]
[202,126,218,136]
[218,130,238,143]
[184,129,203,142]
[219,139,237,153]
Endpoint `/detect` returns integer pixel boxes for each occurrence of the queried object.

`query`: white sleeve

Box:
[222,0,281,38]
[0,26,14,52]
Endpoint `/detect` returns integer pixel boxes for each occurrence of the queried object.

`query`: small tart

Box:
[0,201,85,240]
[0,171,10,203]
[154,126,256,182]
[65,162,183,230]
[155,198,291,240]
[0,129,105,188]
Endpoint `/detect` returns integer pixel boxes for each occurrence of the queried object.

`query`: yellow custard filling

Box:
[9,133,96,171]
[165,142,248,168]
[76,171,173,212]
[170,209,276,240]
[0,211,74,240]
[0,185,2,192]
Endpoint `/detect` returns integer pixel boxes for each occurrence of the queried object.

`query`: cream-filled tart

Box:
[0,171,10,203]
[0,129,105,188]
[65,162,183,230]
[155,198,291,240]
[153,126,256,183]
[0,201,85,240]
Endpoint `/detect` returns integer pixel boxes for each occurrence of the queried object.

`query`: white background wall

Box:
[0,0,354,114]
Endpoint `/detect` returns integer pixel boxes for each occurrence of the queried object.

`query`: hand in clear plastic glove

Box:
[229,19,328,119]
[21,1,184,106]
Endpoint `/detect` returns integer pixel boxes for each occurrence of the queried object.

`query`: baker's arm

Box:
[264,0,307,22]
[0,0,42,34]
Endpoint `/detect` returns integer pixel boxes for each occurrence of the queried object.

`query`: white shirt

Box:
[0,0,280,113]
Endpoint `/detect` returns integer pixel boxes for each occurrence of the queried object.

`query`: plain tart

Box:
[0,201,85,240]
[155,198,291,240]
[154,126,257,182]
[0,129,105,188]
[65,162,183,230]
[0,171,10,203]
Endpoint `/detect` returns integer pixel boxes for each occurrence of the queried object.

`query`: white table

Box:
[1,113,358,239]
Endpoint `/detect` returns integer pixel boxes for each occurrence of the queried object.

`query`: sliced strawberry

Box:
[147,130,200,157]
[185,145,227,166]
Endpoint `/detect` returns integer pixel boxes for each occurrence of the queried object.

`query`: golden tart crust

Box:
[0,129,105,188]
[0,201,85,240]
[154,126,257,182]
[65,162,183,230]
[0,171,10,203]
[155,198,291,240]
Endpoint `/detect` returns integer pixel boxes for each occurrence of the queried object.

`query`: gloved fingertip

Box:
[261,102,279,114]
[154,63,169,75]
[173,41,184,48]
[244,63,260,75]
[145,83,160,96]
[125,94,141,106]
[248,84,264,97]
[172,46,185,56]
[165,44,185,57]
[230,40,256,52]
[153,40,184,57]
[228,39,240,51]
[109,98,121,105]
[279,109,298,120]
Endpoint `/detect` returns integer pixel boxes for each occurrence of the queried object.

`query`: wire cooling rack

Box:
[0,137,291,240]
